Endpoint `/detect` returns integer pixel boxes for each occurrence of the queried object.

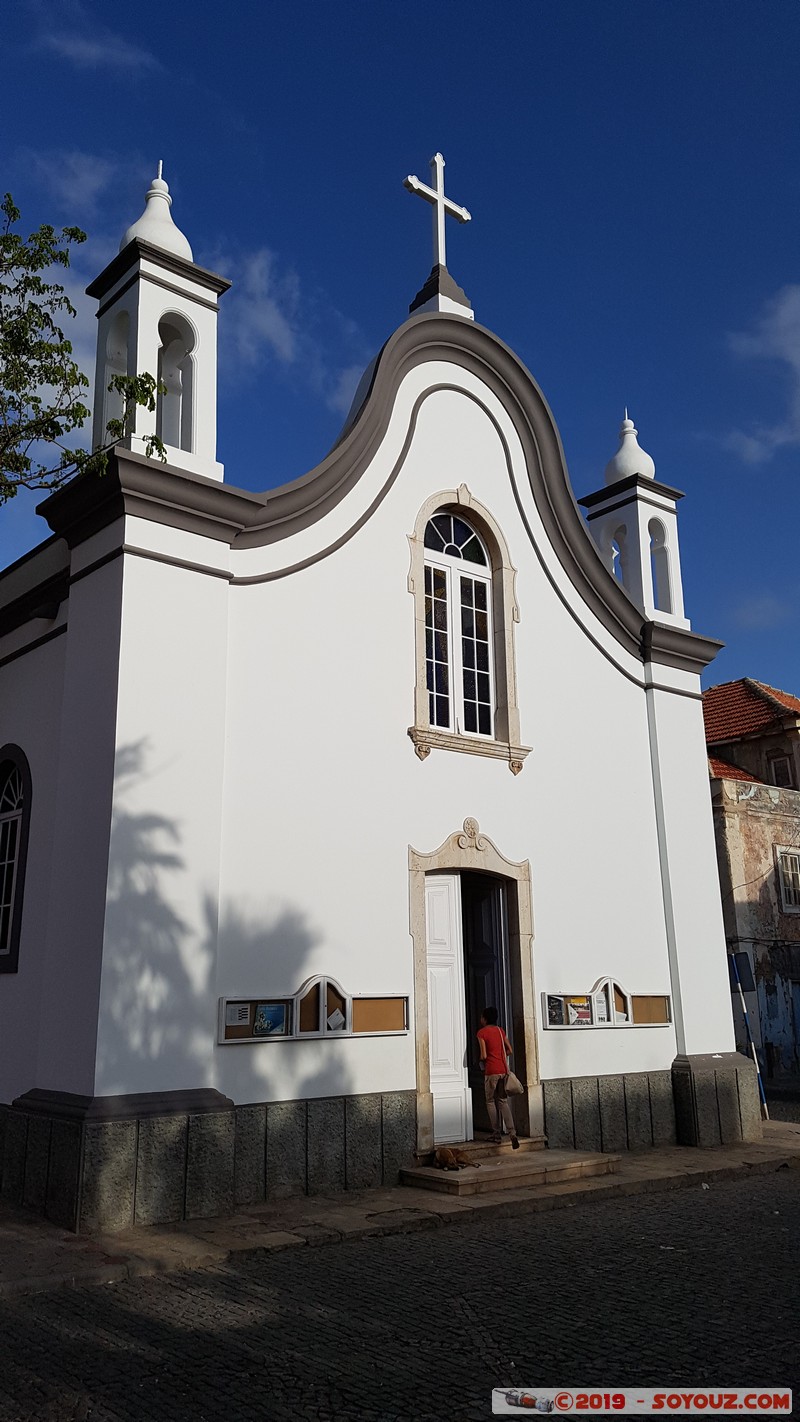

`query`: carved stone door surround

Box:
[409,817,541,1154]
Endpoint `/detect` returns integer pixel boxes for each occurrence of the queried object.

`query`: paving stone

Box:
[234,1105,266,1206]
[715,1066,743,1144]
[185,1112,235,1220]
[571,1076,602,1151]
[135,1115,188,1226]
[1,1165,800,1421]
[1,1112,27,1205]
[345,1094,383,1190]
[308,1098,345,1195]
[380,1092,416,1185]
[693,1071,722,1148]
[22,1117,51,1213]
[737,1060,763,1141]
[45,1120,81,1230]
[80,1121,136,1233]
[542,1078,574,1149]
[624,1072,653,1148]
[648,1070,677,1146]
[598,1075,627,1152]
[672,1060,697,1146]
[266,1100,307,1198]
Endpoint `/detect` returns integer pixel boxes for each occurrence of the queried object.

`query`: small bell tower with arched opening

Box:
[579,413,689,628]
[86,164,231,481]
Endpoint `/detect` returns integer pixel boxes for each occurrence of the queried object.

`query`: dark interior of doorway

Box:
[460,871,515,1134]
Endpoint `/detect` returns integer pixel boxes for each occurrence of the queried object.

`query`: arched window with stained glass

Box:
[423,512,494,737]
[0,747,31,974]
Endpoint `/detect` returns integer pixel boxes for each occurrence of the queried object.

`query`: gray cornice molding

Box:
[38,447,264,548]
[579,473,685,509]
[12,1086,235,1121]
[643,621,723,674]
[33,312,721,675]
[0,567,69,637]
[85,237,232,302]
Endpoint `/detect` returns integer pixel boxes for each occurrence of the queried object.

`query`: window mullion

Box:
[450,565,463,734]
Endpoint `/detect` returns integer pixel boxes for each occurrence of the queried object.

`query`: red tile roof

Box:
[703,678,800,744]
[708,755,761,783]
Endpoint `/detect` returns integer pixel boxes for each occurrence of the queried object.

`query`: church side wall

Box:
[91,544,230,1097]
[0,631,66,1102]
[35,561,127,1095]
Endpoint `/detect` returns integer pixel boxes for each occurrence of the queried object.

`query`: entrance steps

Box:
[400,1141,619,1196]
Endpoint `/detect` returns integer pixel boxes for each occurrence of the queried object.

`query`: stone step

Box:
[400,1148,619,1196]
[417,1134,547,1164]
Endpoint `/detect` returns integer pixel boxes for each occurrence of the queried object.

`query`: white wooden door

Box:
[425,874,472,1144]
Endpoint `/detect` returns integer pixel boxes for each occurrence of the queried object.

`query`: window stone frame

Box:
[407,485,531,773]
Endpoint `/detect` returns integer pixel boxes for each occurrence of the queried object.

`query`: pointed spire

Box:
[119,164,193,261]
[604,410,656,486]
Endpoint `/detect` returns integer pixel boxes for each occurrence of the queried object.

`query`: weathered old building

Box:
[704,679,800,1078]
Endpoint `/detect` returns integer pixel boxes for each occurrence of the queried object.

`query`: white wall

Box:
[35,558,126,1094]
[92,538,230,1095]
[2,346,731,1109]
[215,376,689,1103]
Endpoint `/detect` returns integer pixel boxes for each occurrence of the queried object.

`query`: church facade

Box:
[0,162,760,1231]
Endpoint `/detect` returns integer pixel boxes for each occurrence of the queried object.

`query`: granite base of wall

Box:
[672,1052,762,1146]
[543,1070,678,1152]
[0,1087,417,1234]
[544,1055,763,1153]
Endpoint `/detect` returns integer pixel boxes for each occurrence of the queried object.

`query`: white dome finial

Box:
[119,164,193,261]
[604,409,656,486]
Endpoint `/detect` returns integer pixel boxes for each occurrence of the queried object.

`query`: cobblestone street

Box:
[0,1171,797,1422]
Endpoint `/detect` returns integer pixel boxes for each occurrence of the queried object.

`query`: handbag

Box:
[504,1070,524,1096]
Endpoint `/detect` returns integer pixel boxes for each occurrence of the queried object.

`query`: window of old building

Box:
[776,846,800,913]
[768,754,794,790]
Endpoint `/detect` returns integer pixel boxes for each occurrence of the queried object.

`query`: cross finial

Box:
[404,151,471,270]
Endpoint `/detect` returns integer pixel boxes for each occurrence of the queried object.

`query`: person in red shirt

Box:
[477,1006,520,1147]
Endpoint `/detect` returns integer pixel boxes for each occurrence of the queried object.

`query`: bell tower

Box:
[579,413,689,629]
[86,165,231,482]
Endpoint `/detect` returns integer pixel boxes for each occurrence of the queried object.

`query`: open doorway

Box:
[461,872,514,1133]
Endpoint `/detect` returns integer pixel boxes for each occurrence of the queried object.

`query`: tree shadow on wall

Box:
[207,891,357,1106]
[98,741,355,1106]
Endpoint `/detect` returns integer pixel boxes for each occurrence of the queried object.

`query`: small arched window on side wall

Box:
[156,313,195,453]
[102,310,130,441]
[610,525,628,588]
[0,746,32,975]
[648,518,673,615]
[408,491,531,773]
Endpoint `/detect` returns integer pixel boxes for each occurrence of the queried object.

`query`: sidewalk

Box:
[2,1122,799,1298]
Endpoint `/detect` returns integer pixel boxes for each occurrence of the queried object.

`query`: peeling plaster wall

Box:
[712,777,800,1076]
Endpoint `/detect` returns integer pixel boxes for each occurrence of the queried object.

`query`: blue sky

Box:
[5,0,800,693]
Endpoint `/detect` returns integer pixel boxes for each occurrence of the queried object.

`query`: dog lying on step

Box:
[433,1147,481,1171]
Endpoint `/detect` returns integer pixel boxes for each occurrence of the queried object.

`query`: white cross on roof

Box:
[403,152,471,270]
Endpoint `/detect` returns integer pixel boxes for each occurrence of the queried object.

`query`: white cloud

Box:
[216,246,371,423]
[42,30,160,71]
[222,248,301,368]
[27,149,117,218]
[732,593,793,631]
[725,284,800,464]
[326,364,365,417]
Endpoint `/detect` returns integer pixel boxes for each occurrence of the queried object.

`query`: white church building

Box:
[0,158,759,1231]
